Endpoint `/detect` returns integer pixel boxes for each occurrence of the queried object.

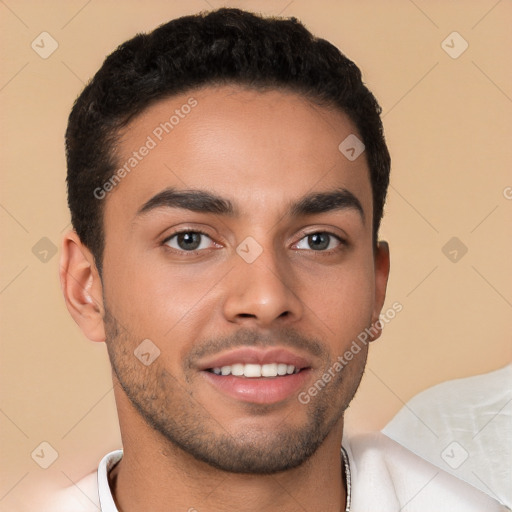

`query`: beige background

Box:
[1,0,511,510]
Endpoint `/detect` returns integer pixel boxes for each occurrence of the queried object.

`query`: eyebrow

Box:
[289,188,364,222]
[135,187,364,223]
[137,188,236,217]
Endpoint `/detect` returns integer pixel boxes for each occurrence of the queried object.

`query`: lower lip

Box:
[201,370,311,404]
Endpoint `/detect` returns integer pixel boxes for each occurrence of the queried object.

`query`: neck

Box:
[110,384,347,512]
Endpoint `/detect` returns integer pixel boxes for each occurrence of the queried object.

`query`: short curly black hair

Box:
[65,7,390,273]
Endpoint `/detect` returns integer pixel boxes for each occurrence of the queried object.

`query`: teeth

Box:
[244,364,261,377]
[210,363,298,378]
[231,363,244,376]
[277,363,288,375]
[261,363,278,377]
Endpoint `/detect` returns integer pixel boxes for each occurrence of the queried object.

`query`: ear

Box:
[369,240,390,342]
[59,231,106,342]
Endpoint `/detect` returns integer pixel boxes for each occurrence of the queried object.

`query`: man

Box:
[51,8,507,512]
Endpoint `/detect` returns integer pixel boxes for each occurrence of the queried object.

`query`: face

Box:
[91,86,388,473]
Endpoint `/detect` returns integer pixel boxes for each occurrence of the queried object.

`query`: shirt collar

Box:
[97,450,123,512]
[96,447,352,511]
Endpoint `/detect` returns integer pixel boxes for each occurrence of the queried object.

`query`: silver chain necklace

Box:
[341,446,352,512]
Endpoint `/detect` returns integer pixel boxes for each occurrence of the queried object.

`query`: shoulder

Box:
[39,471,99,512]
[388,365,512,412]
[344,432,509,512]
[38,450,123,512]
[382,365,512,507]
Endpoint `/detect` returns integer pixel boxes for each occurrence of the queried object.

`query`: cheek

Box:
[301,257,375,343]
[104,253,228,341]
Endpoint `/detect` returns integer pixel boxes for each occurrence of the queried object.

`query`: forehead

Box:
[105,85,372,224]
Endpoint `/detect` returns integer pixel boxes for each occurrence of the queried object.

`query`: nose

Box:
[222,246,304,328]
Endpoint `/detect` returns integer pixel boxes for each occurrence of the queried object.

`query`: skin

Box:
[60,85,390,512]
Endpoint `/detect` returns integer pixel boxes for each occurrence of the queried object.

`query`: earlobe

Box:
[59,231,106,342]
[369,240,391,342]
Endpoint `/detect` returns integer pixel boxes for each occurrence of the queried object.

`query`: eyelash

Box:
[161,229,347,256]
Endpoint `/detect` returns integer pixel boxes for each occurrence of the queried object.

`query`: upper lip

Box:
[197,347,312,371]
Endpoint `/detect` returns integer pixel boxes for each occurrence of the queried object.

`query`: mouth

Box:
[198,348,312,404]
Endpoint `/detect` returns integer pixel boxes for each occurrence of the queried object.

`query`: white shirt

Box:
[383,364,512,508]
[41,433,509,511]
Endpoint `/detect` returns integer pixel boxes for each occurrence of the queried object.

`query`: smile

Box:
[209,363,300,378]
[198,347,313,404]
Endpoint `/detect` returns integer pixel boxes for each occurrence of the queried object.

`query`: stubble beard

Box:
[103,306,366,475]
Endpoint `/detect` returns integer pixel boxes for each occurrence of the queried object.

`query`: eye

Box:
[294,232,343,251]
[164,231,215,252]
